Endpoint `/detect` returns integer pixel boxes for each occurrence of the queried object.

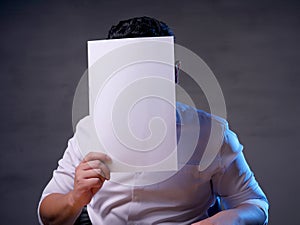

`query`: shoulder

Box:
[176,102,231,171]
[176,101,228,129]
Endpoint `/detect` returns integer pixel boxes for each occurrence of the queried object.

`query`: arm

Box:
[39,151,111,225]
[195,129,269,225]
[39,192,82,225]
[193,203,266,225]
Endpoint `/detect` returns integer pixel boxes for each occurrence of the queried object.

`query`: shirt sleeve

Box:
[37,136,83,224]
[212,128,269,224]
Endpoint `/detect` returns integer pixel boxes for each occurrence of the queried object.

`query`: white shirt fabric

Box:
[38,102,269,224]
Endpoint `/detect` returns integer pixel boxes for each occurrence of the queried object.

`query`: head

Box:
[107,16,180,82]
[107,16,174,39]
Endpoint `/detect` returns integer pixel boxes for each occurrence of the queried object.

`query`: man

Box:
[38,16,269,225]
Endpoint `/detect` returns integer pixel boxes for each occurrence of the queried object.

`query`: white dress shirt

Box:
[38,102,268,224]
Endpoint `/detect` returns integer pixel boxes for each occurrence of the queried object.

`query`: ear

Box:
[175,60,181,83]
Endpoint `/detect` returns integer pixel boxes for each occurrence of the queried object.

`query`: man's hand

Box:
[192,218,215,225]
[70,152,112,208]
[191,210,240,225]
[192,204,266,225]
[40,152,112,225]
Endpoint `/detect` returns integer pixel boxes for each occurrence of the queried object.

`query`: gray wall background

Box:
[0,0,299,224]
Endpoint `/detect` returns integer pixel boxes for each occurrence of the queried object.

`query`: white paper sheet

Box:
[77,36,177,172]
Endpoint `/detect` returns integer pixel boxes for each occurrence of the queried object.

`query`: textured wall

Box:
[0,0,299,224]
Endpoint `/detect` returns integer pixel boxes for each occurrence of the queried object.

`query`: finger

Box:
[81,160,102,170]
[81,167,107,180]
[83,152,112,164]
[82,177,104,189]
[81,160,111,180]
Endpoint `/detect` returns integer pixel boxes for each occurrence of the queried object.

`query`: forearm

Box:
[209,203,266,225]
[39,152,111,225]
[39,192,83,225]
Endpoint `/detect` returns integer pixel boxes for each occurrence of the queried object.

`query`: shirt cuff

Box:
[240,199,269,225]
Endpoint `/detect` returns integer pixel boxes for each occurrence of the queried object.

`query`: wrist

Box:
[67,191,84,212]
[208,209,241,225]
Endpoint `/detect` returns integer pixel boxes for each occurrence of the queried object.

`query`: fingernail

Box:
[105,155,112,163]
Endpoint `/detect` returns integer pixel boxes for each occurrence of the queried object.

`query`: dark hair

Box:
[107,16,174,39]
